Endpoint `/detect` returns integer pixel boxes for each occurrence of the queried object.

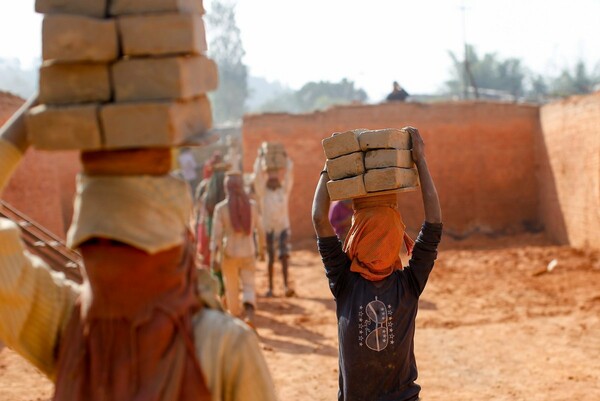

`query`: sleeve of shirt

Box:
[252,203,265,255]
[0,220,79,380]
[210,204,224,254]
[404,222,443,296]
[252,158,266,201]
[194,310,278,401]
[283,157,294,197]
[317,236,351,298]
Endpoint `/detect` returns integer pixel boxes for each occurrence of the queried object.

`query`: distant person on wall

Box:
[312,126,443,401]
[253,151,295,298]
[328,199,353,243]
[386,81,410,102]
[211,172,266,329]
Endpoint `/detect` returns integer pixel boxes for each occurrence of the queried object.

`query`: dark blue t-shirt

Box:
[318,222,442,401]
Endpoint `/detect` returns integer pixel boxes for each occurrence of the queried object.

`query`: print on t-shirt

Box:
[358,296,394,351]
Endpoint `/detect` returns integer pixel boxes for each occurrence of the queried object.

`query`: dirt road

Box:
[1,233,599,400]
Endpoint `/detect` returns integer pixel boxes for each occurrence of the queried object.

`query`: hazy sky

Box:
[1,0,599,102]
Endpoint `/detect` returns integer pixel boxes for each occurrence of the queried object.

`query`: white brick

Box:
[100,96,212,149]
[110,0,204,15]
[36,0,108,18]
[364,167,419,192]
[112,56,218,102]
[42,15,118,62]
[26,104,102,150]
[358,128,411,151]
[322,130,360,159]
[326,152,365,180]
[326,175,367,201]
[39,62,111,105]
[118,13,207,56]
[364,149,414,170]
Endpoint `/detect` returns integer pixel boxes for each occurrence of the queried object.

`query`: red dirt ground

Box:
[1,233,599,400]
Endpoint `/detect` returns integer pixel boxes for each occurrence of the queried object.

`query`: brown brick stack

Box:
[259,141,287,171]
[322,128,419,201]
[27,0,218,174]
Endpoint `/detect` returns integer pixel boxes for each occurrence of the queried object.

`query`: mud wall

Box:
[538,92,600,249]
[243,101,542,241]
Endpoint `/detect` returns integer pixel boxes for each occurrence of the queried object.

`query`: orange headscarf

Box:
[344,194,409,281]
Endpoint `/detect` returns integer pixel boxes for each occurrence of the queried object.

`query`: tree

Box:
[446,45,526,100]
[206,0,248,125]
[257,79,368,114]
[550,60,598,97]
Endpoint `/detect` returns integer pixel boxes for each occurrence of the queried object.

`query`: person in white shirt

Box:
[253,153,295,297]
[211,172,265,327]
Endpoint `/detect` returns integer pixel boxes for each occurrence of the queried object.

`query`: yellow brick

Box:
[358,128,411,151]
[110,0,204,15]
[42,15,118,62]
[326,175,367,201]
[364,149,414,170]
[39,62,111,105]
[26,104,102,150]
[101,96,213,149]
[326,152,365,180]
[36,0,107,18]
[112,56,218,102]
[118,13,207,57]
[322,130,361,159]
[364,167,418,192]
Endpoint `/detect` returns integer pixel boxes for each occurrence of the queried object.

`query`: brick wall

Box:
[243,101,542,241]
[538,92,600,249]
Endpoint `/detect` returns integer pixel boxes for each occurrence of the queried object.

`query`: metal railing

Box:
[0,200,83,283]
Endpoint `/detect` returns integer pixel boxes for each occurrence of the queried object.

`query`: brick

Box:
[81,148,172,175]
[326,152,365,180]
[110,0,204,15]
[262,153,287,170]
[39,62,111,105]
[26,104,102,150]
[36,0,108,18]
[42,15,118,62]
[322,130,360,159]
[261,141,285,154]
[112,56,218,102]
[364,167,418,192]
[100,96,213,149]
[118,13,207,57]
[364,149,414,170]
[327,175,367,201]
[358,128,411,151]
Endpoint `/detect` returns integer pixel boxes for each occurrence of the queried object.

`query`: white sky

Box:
[1,0,599,101]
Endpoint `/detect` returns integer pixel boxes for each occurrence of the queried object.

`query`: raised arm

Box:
[404,126,442,224]
[312,167,336,238]
[0,94,36,153]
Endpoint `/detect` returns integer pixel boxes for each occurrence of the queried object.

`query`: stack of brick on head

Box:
[0,1,277,401]
[313,126,443,401]
[323,128,419,272]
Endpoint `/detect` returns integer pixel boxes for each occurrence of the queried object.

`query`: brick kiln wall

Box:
[539,91,600,250]
[0,93,80,238]
[243,101,542,241]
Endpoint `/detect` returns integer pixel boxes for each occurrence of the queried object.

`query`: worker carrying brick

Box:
[312,126,443,401]
[0,98,277,401]
[253,143,295,297]
[210,171,266,328]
